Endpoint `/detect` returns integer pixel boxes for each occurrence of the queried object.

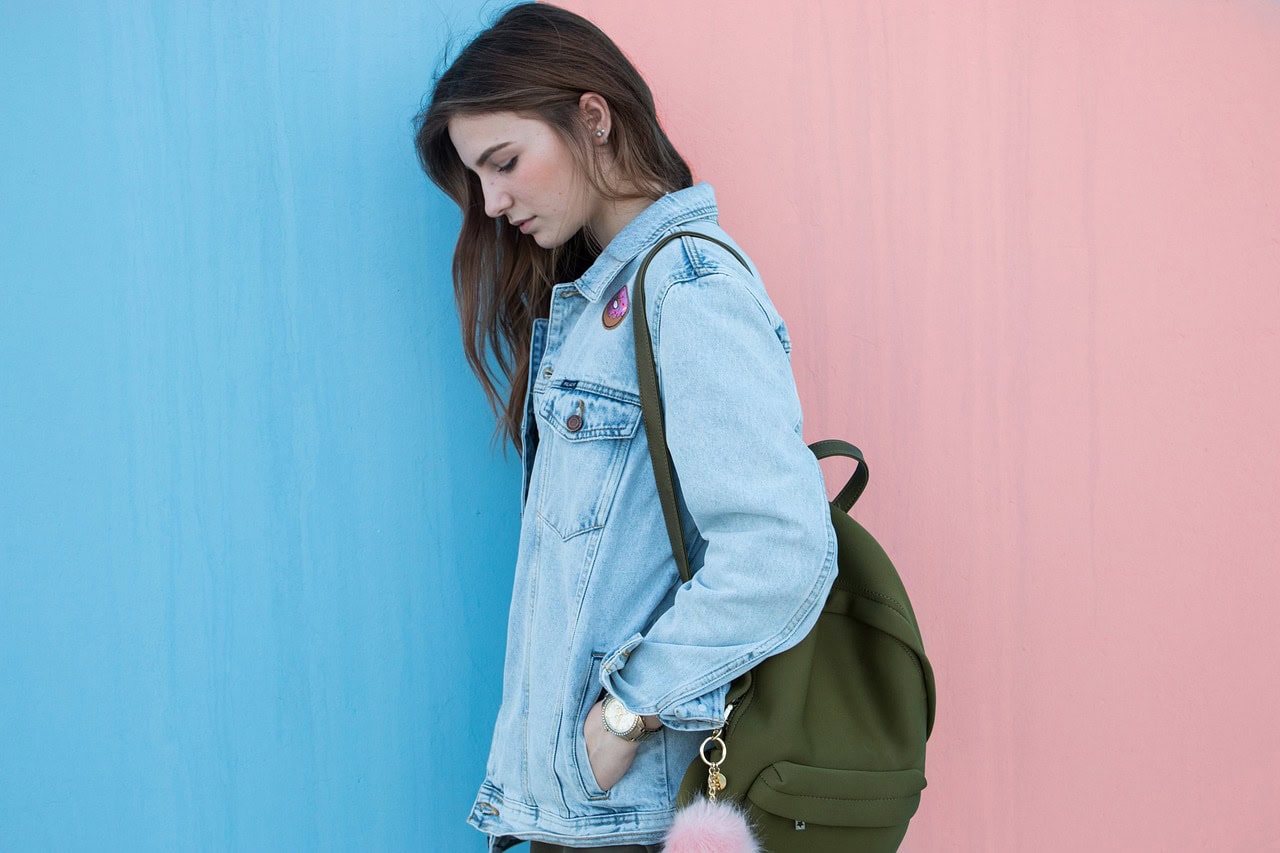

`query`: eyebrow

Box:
[474,141,514,170]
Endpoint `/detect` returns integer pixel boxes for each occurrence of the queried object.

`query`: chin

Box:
[532,228,568,250]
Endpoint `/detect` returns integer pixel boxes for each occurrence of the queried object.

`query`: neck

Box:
[587,192,657,248]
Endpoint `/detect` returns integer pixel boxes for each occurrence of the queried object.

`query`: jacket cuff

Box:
[599,633,730,732]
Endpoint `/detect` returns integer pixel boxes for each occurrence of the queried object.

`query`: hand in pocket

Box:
[581,697,640,791]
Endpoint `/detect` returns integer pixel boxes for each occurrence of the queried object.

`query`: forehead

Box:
[448,112,543,164]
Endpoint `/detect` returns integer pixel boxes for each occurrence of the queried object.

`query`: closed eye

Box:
[497,156,518,174]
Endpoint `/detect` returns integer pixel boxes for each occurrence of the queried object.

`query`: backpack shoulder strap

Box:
[631,229,755,584]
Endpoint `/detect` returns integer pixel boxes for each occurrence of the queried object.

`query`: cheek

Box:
[523,153,576,212]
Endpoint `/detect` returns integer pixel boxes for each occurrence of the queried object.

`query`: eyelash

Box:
[497,156,517,174]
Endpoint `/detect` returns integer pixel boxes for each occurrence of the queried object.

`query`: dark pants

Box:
[527,842,661,853]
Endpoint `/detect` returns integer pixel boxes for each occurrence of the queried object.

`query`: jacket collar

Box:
[571,181,718,303]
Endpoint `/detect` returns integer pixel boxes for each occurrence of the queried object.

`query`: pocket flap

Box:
[746,762,926,828]
[539,381,642,441]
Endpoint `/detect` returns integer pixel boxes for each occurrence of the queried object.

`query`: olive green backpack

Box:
[632,230,937,852]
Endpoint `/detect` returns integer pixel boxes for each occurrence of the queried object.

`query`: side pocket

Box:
[570,652,611,801]
[745,762,926,850]
[565,651,672,812]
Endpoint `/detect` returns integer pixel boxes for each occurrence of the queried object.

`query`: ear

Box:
[578,91,611,143]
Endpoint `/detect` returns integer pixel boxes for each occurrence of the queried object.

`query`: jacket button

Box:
[542,366,553,378]
[566,400,584,432]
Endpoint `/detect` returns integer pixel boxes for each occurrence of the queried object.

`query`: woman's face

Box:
[448,111,595,249]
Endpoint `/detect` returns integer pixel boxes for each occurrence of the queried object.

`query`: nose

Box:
[481,178,511,220]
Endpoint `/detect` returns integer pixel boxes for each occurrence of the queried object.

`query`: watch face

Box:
[604,698,638,734]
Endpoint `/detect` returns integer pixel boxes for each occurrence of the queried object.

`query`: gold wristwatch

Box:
[601,694,658,742]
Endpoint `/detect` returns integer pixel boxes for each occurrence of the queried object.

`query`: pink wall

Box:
[554,1,1280,848]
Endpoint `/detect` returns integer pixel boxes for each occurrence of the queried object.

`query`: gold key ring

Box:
[699,734,727,766]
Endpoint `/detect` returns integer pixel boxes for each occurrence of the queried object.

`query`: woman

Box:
[413,5,837,851]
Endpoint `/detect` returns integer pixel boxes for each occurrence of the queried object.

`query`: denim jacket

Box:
[467,182,838,850]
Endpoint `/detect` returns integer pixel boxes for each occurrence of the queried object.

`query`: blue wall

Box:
[0,2,522,848]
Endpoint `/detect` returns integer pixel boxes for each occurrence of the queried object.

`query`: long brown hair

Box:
[413,2,692,457]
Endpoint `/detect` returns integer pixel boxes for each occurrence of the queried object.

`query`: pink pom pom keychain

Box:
[664,796,761,853]
[663,722,762,853]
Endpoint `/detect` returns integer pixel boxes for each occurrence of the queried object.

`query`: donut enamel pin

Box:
[602,284,629,329]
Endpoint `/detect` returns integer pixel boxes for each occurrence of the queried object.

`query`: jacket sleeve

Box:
[597,269,838,732]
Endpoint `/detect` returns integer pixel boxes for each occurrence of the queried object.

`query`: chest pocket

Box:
[534,379,643,541]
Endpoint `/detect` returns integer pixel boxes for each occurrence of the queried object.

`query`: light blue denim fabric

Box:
[467,182,838,851]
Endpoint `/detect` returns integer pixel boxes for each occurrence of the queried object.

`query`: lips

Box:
[513,217,534,233]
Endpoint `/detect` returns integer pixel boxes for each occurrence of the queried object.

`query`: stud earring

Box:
[595,129,605,137]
